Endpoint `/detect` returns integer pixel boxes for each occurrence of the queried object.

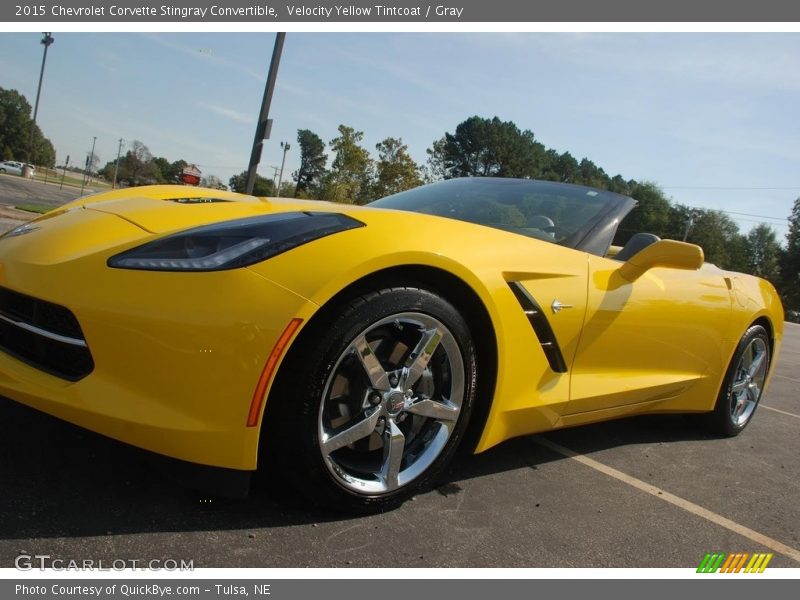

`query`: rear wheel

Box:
[709,324,770,436]
[263,287,477,513]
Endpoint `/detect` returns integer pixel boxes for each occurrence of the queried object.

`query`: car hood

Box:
[60,185,347,235]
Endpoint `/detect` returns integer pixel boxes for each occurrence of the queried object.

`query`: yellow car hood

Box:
[58,185,343,235]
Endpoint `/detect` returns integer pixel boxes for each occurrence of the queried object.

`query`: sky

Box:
[0,32,798,238]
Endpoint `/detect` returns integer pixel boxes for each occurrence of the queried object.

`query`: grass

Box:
[14,204,51,214]
[32,168,112,191]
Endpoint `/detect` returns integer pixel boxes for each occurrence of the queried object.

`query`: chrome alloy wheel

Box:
[317,312,465,495]
[728,336,768,427]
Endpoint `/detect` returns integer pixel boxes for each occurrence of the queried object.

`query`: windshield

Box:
[370,178,627,249]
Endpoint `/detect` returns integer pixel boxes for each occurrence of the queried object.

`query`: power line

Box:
[687,208,789,223]
[663,186,800,191]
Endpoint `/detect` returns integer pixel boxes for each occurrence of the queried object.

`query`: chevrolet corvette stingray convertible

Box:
[0,178,783,511]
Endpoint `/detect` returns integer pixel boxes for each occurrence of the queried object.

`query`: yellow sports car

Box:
[0,178,783,512]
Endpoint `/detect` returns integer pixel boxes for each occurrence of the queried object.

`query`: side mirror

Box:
[619,239,704,281]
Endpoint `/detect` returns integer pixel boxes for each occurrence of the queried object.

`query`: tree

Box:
[151,157,188,184]
[320,125,373,204]
[373,137,422,198]
[110,140,158,186]
[423,137,448,183]
[780,197,800,308]
[437,116,546,179]
[671,206,742,269]
[0,87,56,165]
[614,182,673,246]
[30,128,56,167]
[229,170,275,196]
[200,174,226,190]
[744,224,781,282]
[293,129,327,198]
[542,151,581,184]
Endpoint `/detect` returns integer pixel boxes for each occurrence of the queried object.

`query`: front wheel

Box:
[709,324,770,436]
[262,287,478,513]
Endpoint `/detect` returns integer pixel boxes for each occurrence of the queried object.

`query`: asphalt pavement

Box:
[0,173,96,232]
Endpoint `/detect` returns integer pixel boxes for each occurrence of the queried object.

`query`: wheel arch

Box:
[751,315,774,357]
[259,264,499,460]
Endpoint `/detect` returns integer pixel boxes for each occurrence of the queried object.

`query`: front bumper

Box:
[0,209,311,470]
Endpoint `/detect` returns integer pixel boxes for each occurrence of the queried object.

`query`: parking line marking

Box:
[761,405,800,419]
[534,436,800,564]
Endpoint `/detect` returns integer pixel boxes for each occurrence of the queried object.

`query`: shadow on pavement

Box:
[0,395,717,541]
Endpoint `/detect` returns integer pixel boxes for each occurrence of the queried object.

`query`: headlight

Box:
[108,211,364,271]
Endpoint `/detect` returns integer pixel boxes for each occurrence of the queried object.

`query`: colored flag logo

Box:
[697,552,773,573]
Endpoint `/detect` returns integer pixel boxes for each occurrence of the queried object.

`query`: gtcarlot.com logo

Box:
[697,552,773,573]
[14,554,194,571]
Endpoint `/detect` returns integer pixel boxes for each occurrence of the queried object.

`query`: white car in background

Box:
[0,161,34,177]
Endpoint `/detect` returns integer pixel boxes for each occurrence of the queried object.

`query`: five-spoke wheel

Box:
[318,312,465,495]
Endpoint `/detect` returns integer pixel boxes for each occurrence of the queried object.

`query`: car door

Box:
[565,254,734,414]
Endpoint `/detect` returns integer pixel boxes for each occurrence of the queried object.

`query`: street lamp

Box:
[27,32,54,164]
[276,142,290,198]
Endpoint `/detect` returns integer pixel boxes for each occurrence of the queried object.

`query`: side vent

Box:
[508,281,568,373]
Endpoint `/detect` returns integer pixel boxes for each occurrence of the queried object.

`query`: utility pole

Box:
[276,142,290,198]
[268,165,279,190]
[682,212,695,242]
[27,32,54,164]
[59,155,70,190]
[80,136,96,196]
[112,138,124,189]
[245,32,286,195]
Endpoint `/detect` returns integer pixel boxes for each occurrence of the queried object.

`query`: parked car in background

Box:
[0,161,24,176]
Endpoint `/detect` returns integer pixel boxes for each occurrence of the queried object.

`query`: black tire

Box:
[708,324,770,436]
[261,287,478,513]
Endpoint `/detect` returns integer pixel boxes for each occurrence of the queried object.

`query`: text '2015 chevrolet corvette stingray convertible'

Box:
[0,177,783,511]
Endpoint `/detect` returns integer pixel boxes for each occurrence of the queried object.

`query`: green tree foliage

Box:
[228,171,275,196]
[745,224,781,282]
[373,137,422,198]
[423,137,448,183]
[293,129,327,198]
[780,197,800,308]
[613,182,673,246]
[320,125,373,204]
[437,116,546,179]
[149,157,188,184]
[100,141,160,187]
[670,205,744,270]
[0,87,56,166]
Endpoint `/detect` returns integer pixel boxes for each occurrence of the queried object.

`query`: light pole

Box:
[245,32,286,195]
[80,136,96,196]
[27,32,54,164]
[276,142,290,198]
[112,138,124,189]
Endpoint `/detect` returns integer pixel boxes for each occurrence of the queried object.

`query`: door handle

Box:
[551,299,573,313]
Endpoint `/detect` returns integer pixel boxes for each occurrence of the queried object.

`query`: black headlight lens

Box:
[108,211,364,271]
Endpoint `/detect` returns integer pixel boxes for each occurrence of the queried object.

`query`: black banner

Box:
[2,579,799,600]
[3,0,800,23]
